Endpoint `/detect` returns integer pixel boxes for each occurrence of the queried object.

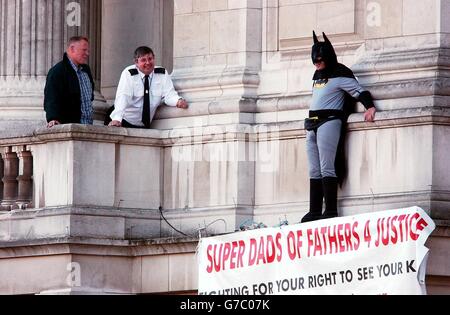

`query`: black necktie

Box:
[142,74,150,128]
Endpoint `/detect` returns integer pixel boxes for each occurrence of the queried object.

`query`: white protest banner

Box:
[197,207,435,295]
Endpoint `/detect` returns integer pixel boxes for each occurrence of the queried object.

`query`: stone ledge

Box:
[0,107,448,146]
[0,236,199,259]
[0,205,247,242]
[431,225,450,237]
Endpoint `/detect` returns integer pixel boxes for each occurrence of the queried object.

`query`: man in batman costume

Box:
[301,32,376,223]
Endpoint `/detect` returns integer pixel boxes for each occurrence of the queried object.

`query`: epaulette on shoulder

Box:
[154,67,166,74]
[128,68,139,76]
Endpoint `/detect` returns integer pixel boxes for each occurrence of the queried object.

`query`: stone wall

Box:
[0,122,448,294]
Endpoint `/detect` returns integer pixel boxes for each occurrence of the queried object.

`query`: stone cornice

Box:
[0,236,199,259]
[353,47,450,74]
[154,98,258,120]
[352,47,450,99]
[0,222,447,259]
[173,66,260,91]
[0,107,449,147]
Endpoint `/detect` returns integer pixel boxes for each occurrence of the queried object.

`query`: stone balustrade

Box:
[0,146,33,211]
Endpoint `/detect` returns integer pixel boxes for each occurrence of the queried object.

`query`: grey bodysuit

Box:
[307,77,366,178]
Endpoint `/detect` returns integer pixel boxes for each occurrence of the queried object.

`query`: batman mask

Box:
[311,31,338,69]
[311,31,355,80]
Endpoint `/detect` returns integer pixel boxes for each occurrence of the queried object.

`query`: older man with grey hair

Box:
[44,36,94,128]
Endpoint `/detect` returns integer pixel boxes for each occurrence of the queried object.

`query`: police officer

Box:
[108,46,188,128]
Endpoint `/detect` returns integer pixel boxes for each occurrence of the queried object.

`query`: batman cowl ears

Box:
[312,31,332,44]
[311,31,338,67]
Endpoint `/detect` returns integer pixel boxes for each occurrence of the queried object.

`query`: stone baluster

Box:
[1,147,19,211]
[16,146,33,210]
[0,152,3,203]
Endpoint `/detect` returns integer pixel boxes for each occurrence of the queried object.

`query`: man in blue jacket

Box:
[44,36,94,128]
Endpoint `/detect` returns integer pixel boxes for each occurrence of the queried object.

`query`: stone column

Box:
[0,153,3,203]
[0,0,106,124]
[154,0,263,128]
[101,0,172,103]
[159,1,263,230]
[1,147,19,211]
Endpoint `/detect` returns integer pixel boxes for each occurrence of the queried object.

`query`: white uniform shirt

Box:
[110,65,181,126]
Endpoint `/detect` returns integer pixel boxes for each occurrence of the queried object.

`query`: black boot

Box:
[322,177,338,219]
[301,179,323,223]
